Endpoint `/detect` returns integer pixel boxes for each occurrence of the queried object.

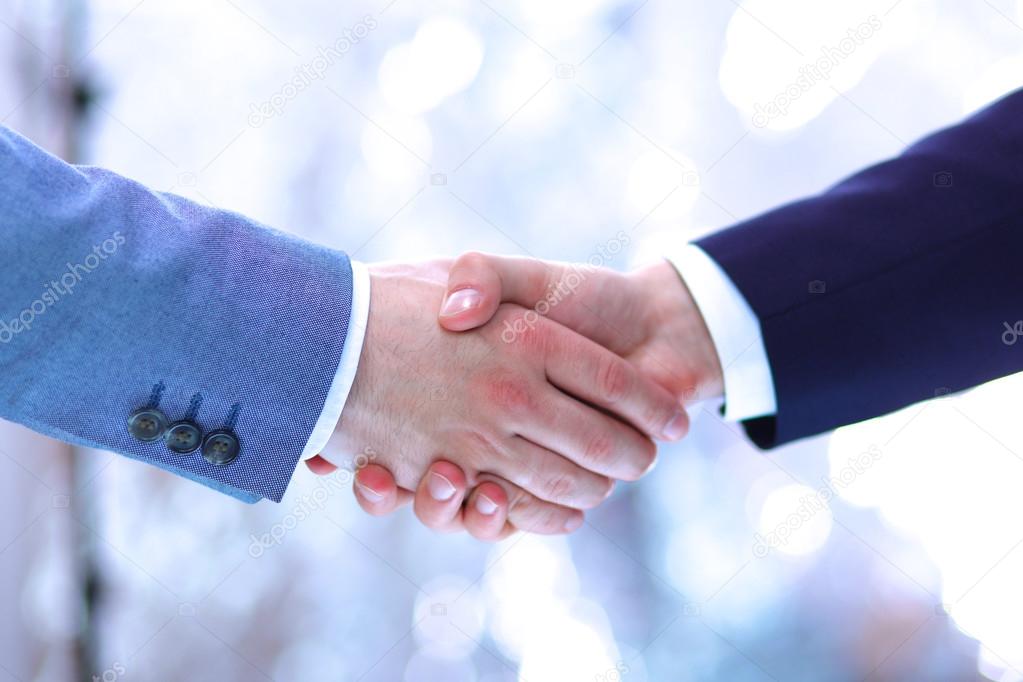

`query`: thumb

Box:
[438,253,557,332]
[438,252,504,331]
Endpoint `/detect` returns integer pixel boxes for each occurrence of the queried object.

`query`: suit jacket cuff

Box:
[303,261,370,463]
[668,245,777,421]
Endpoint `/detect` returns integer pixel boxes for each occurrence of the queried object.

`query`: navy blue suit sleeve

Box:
[0,126,354,502]
[697,88,1023,448]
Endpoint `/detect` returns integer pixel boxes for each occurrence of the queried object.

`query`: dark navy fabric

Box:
[0,126,354,502]
[698,88,1023,448]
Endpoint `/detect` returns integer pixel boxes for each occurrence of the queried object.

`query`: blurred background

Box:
[2,0,1023,680]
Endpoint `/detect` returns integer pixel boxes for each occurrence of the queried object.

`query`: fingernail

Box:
[564,514,583,532]
[355,479,384,502]
[475,492,499,515]
[440,288,482,317]
[662,410,689,441]
[427,472,457,501]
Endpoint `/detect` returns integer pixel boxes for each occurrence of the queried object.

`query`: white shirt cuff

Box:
[668,245,777,421]
[301,260,371,459]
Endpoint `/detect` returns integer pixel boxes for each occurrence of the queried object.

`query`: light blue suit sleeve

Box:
[0,125,355,503]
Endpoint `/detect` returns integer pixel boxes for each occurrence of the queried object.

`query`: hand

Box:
[341,254,722,538]
[309,456,525,541]
[438,254,723,402]
[307,259,688,538]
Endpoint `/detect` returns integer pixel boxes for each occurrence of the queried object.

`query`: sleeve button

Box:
[202,429,240,466]
[165,421,203,454]
[127,408,169,442]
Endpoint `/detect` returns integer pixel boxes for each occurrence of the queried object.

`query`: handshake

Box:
[308,253,724,541]
[3,89,1019,524]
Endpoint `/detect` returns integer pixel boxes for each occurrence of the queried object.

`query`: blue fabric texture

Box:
[0,126,353,503]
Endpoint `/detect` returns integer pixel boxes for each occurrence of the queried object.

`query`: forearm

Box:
[0,125,356,502]
[697,88,1023,447]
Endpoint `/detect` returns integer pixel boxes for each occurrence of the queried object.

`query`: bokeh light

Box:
[1,1,1018,680]
[379,18,485,114]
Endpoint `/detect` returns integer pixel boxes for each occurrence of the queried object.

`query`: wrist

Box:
[631,260,724,402]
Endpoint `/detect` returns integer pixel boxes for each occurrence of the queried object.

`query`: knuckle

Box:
[581,431,615,468]
[536,505,565,533]
[491,305,549,352]
[542,472,578,504]
[484,375,534,415]
[502,482,530,511]
[532,263,558,299]
[508,494,547,532]
[534,464,608,509]
[517,323,546,352]
[596,356,632,405]
[459,430,509,471]
[511,492,576,535]
[507,488,534,516]
[456,250,490,271]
